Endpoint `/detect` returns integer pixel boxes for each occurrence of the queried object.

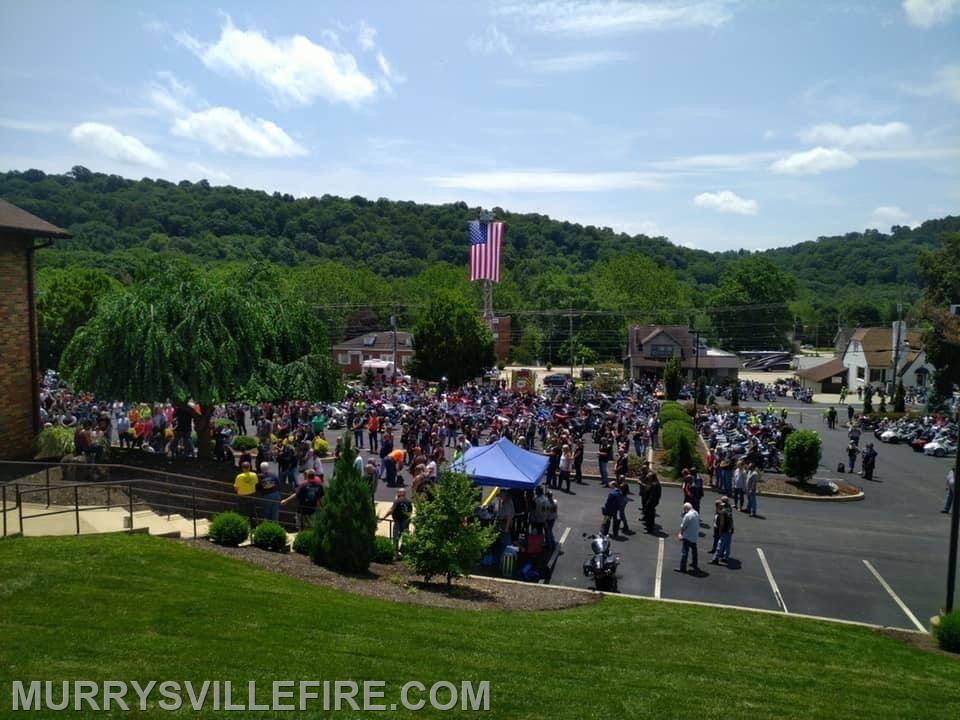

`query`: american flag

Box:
[468,220,503,283]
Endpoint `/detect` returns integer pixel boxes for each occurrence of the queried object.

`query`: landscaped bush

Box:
[935,610,960,653]
[312,437,330,456]
[669,432,700,476]
[35,426,76,459]
[208,511,250,547]
[292,528,317,556]
[783,430,822,484]
[231,435,258,452]
[213,418,239,434]
[374,535,396,564]
[252,521,288,552]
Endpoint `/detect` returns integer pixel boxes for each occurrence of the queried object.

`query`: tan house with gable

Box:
[624,325,739,381]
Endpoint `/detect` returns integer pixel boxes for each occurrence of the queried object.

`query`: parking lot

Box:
[544,400,956,632]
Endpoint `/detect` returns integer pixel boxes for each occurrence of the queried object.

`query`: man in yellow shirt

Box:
[234,461,258,527]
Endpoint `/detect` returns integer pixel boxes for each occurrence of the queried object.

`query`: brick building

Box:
[623,324,740,381]
[332,331,414,375]
[0,200,70,459]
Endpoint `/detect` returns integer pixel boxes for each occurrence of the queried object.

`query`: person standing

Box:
[710,496,734,564]
[861,442,878,481]
[943,468,955,514]
[846,440,860,474]
[731,460,746,511]
[573,440,584,484]
[256,461,281,522]
[352,414,365,449]
[677,502,700,574]
[597,433,613,487]
[380,488,413,555]
[745,463,759,517]
[642,473,661,534]
[496,488,515,547]
[530,485,549,538]
[233,461,259,528]
[558,444,573,493]
[367,412,380,453]
[281,468,323,530]
[848,422,862,447]
[601,484,623,538]
[616,481,631,535]
[545,491,558,550]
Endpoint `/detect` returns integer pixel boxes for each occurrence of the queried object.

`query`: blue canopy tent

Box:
[450,437,548,490]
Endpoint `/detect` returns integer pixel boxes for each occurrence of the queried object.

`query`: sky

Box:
[1,0,958,252]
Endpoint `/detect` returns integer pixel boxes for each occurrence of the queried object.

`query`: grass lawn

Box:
[0,534,956,719]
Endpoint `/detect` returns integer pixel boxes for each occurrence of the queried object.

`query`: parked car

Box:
[924,439,957,457]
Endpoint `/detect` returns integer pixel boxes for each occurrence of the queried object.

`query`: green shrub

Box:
[252,521,287,552]
[292,528,317,555]
[626,455,646,477]
[663,356,683,400]
[783,430,822,484]
[707,394,716,405]
[669,431,699,476]
[208,512,250,547]
[35,426,76,459]
[313,434,377,573]
[231,435,258,452]
[214,418,239,434]
[374,535,396,564]
[661,419,696,450]
[935,610,960,653]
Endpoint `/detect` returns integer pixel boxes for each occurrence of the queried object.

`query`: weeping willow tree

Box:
[61,261,341,458]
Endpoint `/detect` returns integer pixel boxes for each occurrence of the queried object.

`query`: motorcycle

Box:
[582,532,620,592]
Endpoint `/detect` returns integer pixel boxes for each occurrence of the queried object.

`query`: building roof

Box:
[0,199,71,239]
[627,324,739,369]
[333,331,413,352]
[796,357,845,382]
[848,326,922,368]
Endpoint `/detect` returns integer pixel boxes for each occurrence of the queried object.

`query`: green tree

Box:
[918,232,960,411]
[708,256,797,351]
[663,356,684,400]
[37,268,121,370]
[402,471,497,591]
[407,289,495,386]
[783,430,822,484]
[60,263,339,458]
[313,434,377,574]
[862,385,874,415]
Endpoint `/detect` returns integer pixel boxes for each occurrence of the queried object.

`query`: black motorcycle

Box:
[582,532,620,592]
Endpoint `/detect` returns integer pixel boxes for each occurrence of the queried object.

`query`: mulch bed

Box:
[877,628,959,659]
[184,539,599,612]
[756,475,862,497]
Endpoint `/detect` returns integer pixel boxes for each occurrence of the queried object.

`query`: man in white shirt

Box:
[677,502,700,574]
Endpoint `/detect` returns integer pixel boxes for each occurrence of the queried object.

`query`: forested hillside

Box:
[2,167,956,367]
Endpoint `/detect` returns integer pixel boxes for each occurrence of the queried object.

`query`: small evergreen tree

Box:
[783,430,822,484]
[403,471,497,592]
[731,384,740,408]
[663,356,684,400]
[696,376,707,405]
[313,433,377,573]
[862,384,874,415]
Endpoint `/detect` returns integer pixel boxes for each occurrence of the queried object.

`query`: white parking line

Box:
[558,526,571,546]
[757,547,789,613]
[862,560,926,633]
[654,537,664,599]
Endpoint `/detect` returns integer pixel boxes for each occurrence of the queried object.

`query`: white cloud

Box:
[69,122,165,168]
[902,0,959,27]
[186,161,231,182]
[770,147,857,175]
[694,190,758,215]
[178,17,379,106]
[871,205,915,228]
[653,151,778,171]
[172,107,307,158]
[919,64,960,103]
[799,121,911,147]
[0,117,59,133]
[357,21,377,51]
[469,25,515,55]
[429,170,661,192]
[530,51,628,73]
[495,0,734,34]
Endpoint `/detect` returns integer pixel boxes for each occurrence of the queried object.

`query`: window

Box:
[362,335,377,346]
[869,368,884,382]
[649,344,676,359]
[338,353,349,365]
[381,354,393,361]
[856,367,865,380]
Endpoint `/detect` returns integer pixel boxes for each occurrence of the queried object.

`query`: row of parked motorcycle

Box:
[873,417,958,457]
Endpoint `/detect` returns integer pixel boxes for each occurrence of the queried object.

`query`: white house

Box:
[841,322,935,392]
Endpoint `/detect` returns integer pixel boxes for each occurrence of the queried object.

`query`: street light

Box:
[946,403,960,613]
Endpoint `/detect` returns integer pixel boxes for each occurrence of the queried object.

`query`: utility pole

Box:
[391,309,398,385]
[568,307,574,379]
[692,328,702,415]
[948,412,960,612]
[891,302,903,396]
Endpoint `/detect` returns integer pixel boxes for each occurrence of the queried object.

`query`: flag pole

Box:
[478,209,495,328]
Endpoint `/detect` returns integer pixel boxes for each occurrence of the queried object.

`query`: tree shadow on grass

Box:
[409,581,498,603]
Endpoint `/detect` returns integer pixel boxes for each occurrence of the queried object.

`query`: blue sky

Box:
[1,0,958,251]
